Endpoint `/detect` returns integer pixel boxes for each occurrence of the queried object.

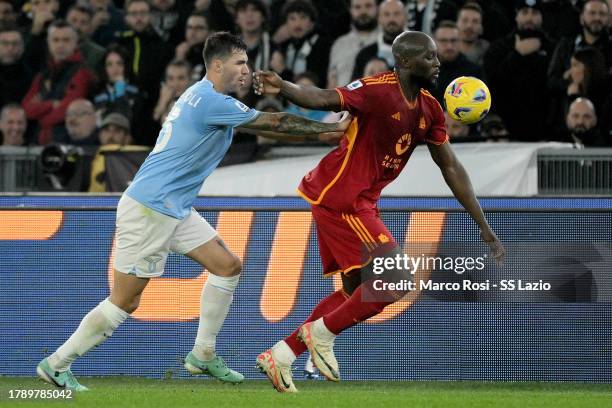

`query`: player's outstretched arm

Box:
[241,111,351,137]
[236,128,344,144]
[253,71,342,111]
[428,142,506,262]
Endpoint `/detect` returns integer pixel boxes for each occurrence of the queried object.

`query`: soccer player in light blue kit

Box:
[37,32,351,391]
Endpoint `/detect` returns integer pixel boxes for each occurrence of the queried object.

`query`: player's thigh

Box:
[114,194,178,279]
[171,209,241,276]
[341,270,362,295]
[313,206,398,275]
[340,244,405,296]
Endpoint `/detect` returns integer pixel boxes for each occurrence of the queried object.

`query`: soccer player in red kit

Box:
[253,30,506,393]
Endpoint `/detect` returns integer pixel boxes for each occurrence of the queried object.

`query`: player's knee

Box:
[119,295,141,314]
[121,301,137,314]
[226,255,242,276]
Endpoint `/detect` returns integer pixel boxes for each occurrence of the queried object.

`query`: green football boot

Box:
[36,358,89,391]
[183,351,244,384]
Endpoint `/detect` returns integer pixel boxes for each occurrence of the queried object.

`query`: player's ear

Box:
[213,58,223,73]
[399,56,411,70]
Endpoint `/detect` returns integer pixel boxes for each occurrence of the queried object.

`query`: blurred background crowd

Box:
[1,0,611,156]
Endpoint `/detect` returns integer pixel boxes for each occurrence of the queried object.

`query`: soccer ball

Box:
[444,77,491,124]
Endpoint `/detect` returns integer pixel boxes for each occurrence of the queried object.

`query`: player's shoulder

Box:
[342,72,397,93]
[419,89,443,111]
[192,80,245,107]
[360,71,397,87]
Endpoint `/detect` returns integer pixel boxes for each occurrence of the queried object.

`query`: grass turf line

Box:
[1,378,611,408]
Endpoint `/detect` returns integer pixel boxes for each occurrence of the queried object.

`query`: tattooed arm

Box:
[241,111,351,136]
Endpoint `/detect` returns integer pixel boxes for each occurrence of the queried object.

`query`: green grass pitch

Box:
[1,377,611,408]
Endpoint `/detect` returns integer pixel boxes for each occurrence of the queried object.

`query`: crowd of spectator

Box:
[1,0,611,152]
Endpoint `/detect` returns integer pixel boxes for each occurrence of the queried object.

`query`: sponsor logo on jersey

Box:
[347,80,363,90]
[235,101,250,112]
[391,112,401,121]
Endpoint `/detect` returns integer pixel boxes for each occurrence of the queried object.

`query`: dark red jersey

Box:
[298,72,448,212]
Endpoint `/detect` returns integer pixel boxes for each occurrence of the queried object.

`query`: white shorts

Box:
[114,195,217,278]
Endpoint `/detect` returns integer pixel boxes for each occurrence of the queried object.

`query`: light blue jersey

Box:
[125,77,260,219]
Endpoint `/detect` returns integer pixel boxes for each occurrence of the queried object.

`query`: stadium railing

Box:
[538,147,612,195]
[2,145,612,194]
[0,146,42,192]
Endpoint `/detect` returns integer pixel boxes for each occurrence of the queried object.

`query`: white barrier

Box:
[201,142,572,197]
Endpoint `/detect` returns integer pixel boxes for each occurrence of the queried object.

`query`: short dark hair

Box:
[203,31,247,67]
[167,58,193,73]
[125,0,150,10]
[282,0,318,23]
[460,2,483,15]
[48,19,77,35]
[235,0,268,19]
[188,10,212,24]
[68,4,94,18]
[435,20,458,32]
[0,25,21,36]
[581,0,609,12]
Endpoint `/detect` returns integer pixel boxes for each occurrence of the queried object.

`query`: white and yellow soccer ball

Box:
[444,76,491,124]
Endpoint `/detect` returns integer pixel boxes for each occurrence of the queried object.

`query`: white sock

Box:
[313,317,337,341]
[272,340,296,366]
[192,273,240,361]
[48,298,129,372]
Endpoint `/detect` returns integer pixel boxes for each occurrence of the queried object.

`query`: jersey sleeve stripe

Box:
[335,88,345,110]
[426,134,450,145]
[363,73,395,82]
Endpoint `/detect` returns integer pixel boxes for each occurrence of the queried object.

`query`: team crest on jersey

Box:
[347,80,363,90]
[395,133,412,155]
[234,100,250,112]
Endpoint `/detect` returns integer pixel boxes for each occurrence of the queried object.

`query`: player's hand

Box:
[335,111,352,133]
[480,229,505,264]
[567,82,579,95]
[253,71,283,96]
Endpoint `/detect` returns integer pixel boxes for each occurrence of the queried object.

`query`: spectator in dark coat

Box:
[484,0,553,141]
[0,27,32,107]
[548,0,612,98]
[115,0,173,145]
[275,0,332,87]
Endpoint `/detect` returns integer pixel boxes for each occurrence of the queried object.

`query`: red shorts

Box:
[311,205,397,276]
